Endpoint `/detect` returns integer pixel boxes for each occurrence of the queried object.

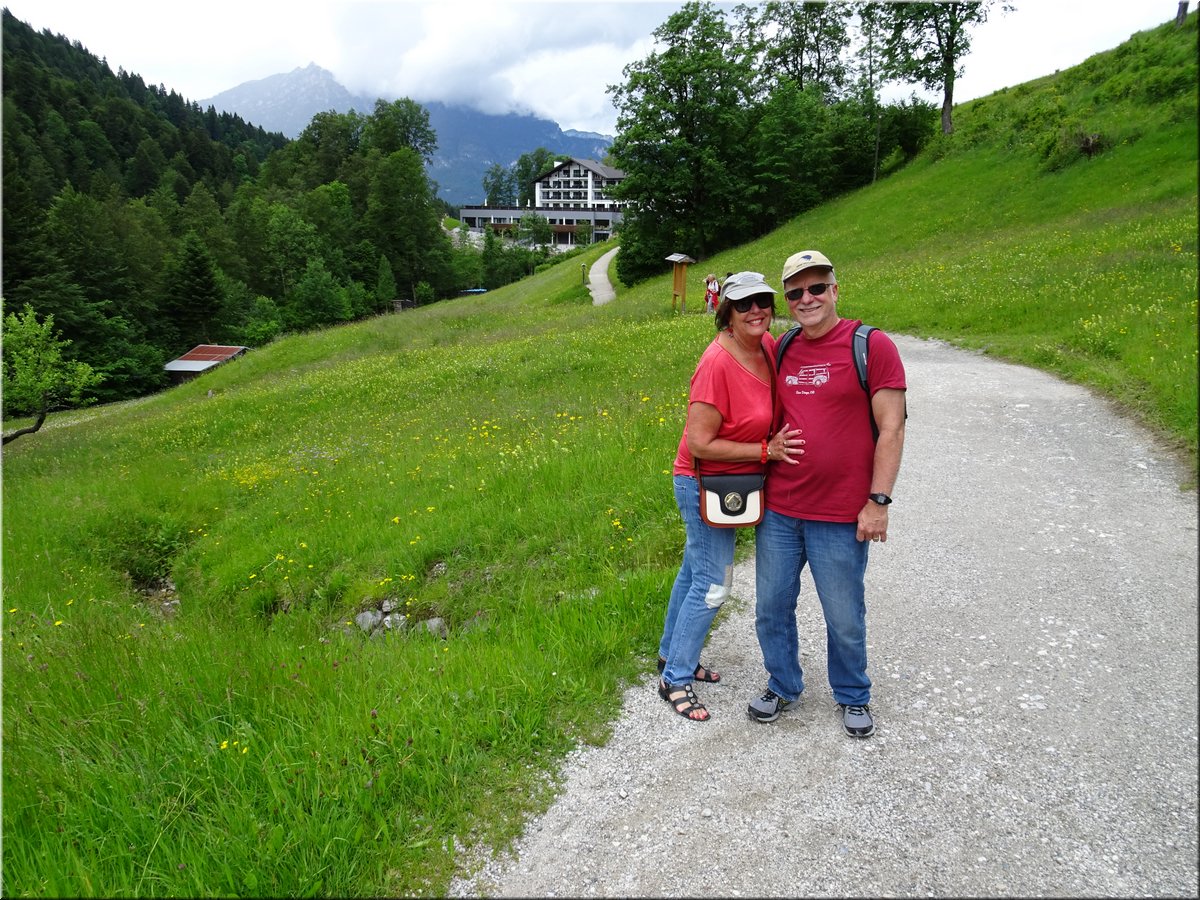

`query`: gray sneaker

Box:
[839,703,875,738]
[748,688,798,723]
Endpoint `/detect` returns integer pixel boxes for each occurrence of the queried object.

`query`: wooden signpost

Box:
[664,252,696,313]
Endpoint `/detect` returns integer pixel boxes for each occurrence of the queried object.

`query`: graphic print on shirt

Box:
[784,365,830,389]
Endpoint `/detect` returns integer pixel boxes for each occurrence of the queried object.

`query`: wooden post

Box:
[664,253,696,313]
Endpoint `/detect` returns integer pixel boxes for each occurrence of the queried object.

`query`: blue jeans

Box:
[658,475,736,686]
[754,509,871,706]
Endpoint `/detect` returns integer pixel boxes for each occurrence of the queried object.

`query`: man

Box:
[749,250,907,737]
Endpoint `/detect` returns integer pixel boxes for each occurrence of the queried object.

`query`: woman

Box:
[703,274,720,313]
[657,271,804,721]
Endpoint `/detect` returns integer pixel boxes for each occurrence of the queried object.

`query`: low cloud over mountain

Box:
[202,64,613,206]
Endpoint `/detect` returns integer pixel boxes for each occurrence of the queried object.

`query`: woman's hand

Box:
[767,423,804,466]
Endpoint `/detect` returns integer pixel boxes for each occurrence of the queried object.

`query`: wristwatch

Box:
[868,492,892,506]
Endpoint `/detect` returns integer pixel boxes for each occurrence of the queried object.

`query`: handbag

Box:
[697,470,765,527]
[693,343,774,528]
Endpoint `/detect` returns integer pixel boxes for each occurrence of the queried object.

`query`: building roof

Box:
[164,344,248,373]
[542,157,625,181]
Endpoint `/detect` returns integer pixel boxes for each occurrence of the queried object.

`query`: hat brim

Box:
[722,284,777,301]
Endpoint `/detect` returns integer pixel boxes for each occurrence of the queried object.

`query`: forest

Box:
[2,1,977,416]
[0,10,571,415]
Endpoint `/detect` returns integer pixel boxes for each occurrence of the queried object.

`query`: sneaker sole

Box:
[839,706,875,738]
[747,700,796,724]
[748,708,781,724]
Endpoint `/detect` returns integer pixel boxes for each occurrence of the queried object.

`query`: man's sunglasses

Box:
[784,283,831,302]
[730,295,775,313]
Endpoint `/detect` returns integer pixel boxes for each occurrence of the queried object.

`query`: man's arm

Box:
[857,388,906,542]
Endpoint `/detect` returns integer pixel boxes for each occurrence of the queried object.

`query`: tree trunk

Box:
[872,110,882,183]
[941,91,954,134]
[1176,1,1188,27]
[2,409,48,445]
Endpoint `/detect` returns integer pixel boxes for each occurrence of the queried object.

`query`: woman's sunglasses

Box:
[731,295,775,313]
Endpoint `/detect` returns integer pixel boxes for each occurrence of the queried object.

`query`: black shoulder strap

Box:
[854,323,878,441]
[852,324,876,394]
[774,325,802,371]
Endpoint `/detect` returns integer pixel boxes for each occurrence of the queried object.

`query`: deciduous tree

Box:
[2,303,103,443]
[295,110,364,187]
[264,203,320,297]
[482,163,516,206]
[758,0,853,99]
[283,258,350,331]
[749,82,835,226]
[361,98,437,163]
[881,1,1012,134]
[364,148,452,298]
[607,1,757,283]
[518,213,552,251]
[513,148,558,208]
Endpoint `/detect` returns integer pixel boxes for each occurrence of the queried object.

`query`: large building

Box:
[457,157,626,249]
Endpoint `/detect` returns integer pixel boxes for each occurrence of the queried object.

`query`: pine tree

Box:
[162,231,225,349]
[375,254,398,310]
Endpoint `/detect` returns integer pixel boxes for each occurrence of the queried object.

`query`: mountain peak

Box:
[199,67,613,206]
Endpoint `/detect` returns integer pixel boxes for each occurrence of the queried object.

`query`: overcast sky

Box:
[2,1,1189,134]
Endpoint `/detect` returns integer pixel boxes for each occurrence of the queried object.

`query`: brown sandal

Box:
[657,657,721,683]
[658,680,710,721]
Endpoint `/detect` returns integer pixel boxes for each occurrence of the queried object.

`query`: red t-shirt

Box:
[673,334,776,476]
[766,319,906,521]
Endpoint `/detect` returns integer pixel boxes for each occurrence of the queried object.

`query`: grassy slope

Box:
[2,14,1196,899]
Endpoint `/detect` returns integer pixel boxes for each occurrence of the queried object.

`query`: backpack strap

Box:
[854,324,878,441]
[852,324,875,394]
[774,325,802,371]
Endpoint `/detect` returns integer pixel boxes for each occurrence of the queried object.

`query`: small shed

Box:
[164,345,249,384]
[664,253,696,313]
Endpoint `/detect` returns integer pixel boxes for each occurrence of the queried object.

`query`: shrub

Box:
[1039,123,1110,172]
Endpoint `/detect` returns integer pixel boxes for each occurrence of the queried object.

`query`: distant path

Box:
[588,246,619,305]
[449,334,1199,898]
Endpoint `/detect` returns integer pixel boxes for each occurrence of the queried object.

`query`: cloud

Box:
[2,0,1186,135]
[329,1,675,132]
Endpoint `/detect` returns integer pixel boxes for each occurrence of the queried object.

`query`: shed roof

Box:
[164,344,248,373]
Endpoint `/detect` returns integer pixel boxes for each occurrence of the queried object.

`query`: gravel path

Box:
[448,334,1199,898]
[588,247,619,305]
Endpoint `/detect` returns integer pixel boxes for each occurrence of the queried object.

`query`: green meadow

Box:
[2,15,1196,898]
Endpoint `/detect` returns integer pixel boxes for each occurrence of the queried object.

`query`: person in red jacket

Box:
[750,250,907,738]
